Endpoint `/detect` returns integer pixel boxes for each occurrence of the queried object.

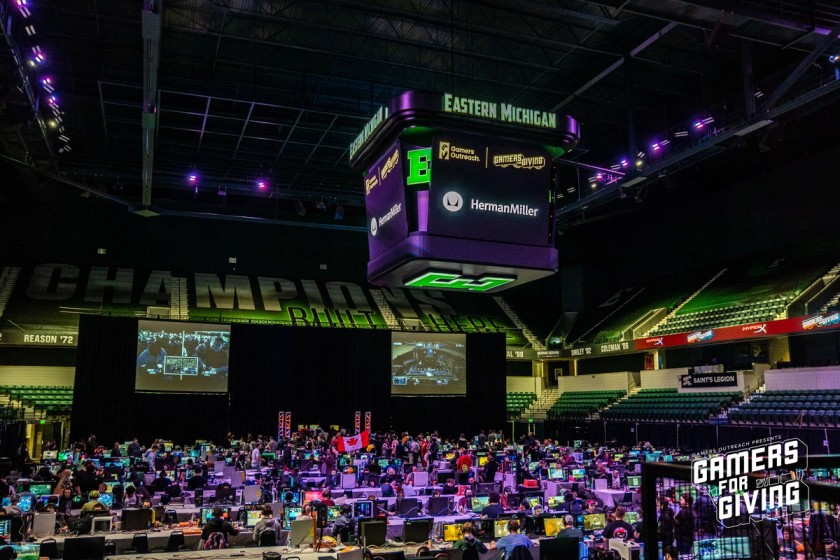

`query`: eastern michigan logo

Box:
[442,191,463,212]
[370,217,378,236]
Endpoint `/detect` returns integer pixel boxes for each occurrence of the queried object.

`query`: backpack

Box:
[203,532,228,550]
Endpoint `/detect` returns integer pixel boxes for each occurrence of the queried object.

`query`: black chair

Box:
[618,492,633,508]
[165,530,185,552]
[39,538,58,559]
[130,533,149,554]
[540,537,581,560]
[103,540,116,558]
[258,530,277,547]
[508,545,532,560]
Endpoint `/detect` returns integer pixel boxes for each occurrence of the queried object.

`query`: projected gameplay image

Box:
[391,332,466,396]
[135,320,231,393]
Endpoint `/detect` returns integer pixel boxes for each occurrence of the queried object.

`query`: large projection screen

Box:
[136,320,231,393]
[391,332,466,396]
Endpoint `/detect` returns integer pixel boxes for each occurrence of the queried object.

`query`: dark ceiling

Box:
[2,0,839,230]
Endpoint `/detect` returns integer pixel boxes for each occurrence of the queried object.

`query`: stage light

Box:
[16,0,31,18]
[256,179,268,190]
[58,134,70,142]
[41,77,54,93]
[24,24,35,36]
[620,159,629,168]
[635,158,645,169]
[829,54,840,64]
[334,204,345,220]
[187,172,199,184]
[47,95,57,107]
[47,119,57,128]
[315,198,327,211]
[651,142,661,152]
[29,46,45,66]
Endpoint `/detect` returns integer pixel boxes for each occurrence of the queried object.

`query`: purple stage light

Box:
[257,179,268,190]
[620,159,629,168]
[187,173,198,184]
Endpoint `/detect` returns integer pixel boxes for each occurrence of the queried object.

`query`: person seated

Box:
[481,492,505,519]
[491,519,533,560]
[123,486,143,508]
[201,507,240,548]
[187,468,207,490]
[252,504,281,545]
[81,491,105,514]
[320,488,335,506]
[602,506,634,541]
[440,478,457,495]
[457,488,475,514]
[584,499,604,515]
[297,503,315,521]
[556,514,584,540]
[150,470,172,492]
[71,501,109,534]
[453,521,488,558]
[331,504,357,542]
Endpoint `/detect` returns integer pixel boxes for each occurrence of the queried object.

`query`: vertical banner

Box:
[354,411,361,434]
[284,412,292,439]
[364,411,371,433]
[278,411,285,441]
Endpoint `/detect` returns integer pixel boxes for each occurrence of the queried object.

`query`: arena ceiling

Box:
[1,0,840,230]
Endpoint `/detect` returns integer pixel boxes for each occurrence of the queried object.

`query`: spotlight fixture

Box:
[29,45,45,66]
[334,204,345,220]
[187,172,199,184]
[829,54,840,64]
[256,179,268,190]
[40,77,54,93]
[315,198,327,211]
[619,159,629,169]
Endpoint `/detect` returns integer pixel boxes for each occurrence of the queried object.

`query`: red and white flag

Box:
[337,430,370,453]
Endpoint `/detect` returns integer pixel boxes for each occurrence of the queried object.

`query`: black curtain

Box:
[71,316,228,446]
[73,317,506,444]
[228,327,506,439]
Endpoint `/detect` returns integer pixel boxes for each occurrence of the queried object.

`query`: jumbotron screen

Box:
[135,320,231,393]
[391,332,466,396]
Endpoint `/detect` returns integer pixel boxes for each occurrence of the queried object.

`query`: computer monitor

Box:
[0,518,11,540]
[524,496,542,509]
[359,518,388,547]
[261,452,276,461]
[544,517,563,537]
[97,494,114,509]
[200,507,232,525]
[398,498,421,517]
[583,513,606,532]
[102,481,119,493]
[693,536,752,559]
[353,501,373,518]
[442,522,465,542]
[547,496,565,510]
[41,450,58,460]
[624,511,639,524]
[548,468,566,480]
[426,496,451,516]
[302,490,322,504]
[63,536,106,560]
[493,519,511,538]
[28,484,52,497]
[478,456,488,467]
[528,462,540,471]
[327,506,341,522]
[471,495,490,513]
[245,510,262,528]
[58,451,70,462]
[626,476,641,488]
[121,508,153,531]
[402,518,432,544]
[571,469,586,480]
[90,516,113,534]
[17,495,33,513]
[284,506,303,529]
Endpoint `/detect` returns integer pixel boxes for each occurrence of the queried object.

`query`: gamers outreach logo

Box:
[691,437,807,528]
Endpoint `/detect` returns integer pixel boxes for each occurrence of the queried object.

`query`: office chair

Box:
[258,531,277,547]
[38,538,58,559]
[165,530,186,552]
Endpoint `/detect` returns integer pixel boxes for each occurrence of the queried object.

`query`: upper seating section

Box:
[648,257,829,336]
[0,385,73,416]
[728,390,840,427]
[506,392,536,419]
[547,390,626,420]
[602,388,741,422]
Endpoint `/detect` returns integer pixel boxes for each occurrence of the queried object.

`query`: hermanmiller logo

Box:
[370,217,378,236]
[470,198,539,216]
[442,191,464,212]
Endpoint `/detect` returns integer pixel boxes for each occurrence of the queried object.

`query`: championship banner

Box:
[278,411,285,441]
[364,411,371,433]
[354,411,361,433]
[681,371,738,388]
[284,412,291,439]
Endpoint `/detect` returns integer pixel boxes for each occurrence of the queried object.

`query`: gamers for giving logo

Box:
[691,438,807,527]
